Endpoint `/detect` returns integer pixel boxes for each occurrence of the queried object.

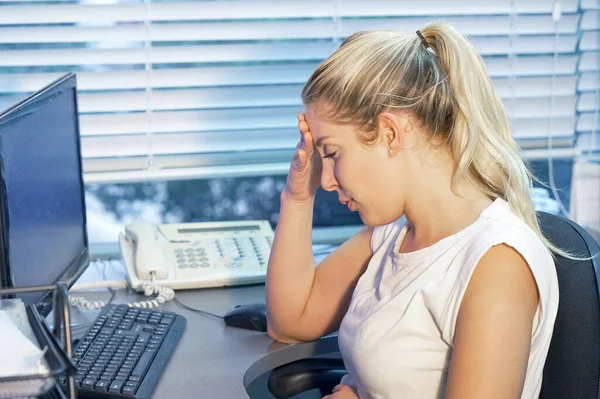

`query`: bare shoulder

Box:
[462,244,539,315]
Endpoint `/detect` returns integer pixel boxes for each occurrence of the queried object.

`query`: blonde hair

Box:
[301,23,571,257]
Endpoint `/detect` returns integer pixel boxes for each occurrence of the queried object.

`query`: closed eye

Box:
[323,151,337,159]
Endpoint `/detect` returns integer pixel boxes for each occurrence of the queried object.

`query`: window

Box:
[85,177,361,242]
[0,0,597,244]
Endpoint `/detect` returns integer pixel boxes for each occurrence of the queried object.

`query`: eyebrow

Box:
[314,137,332,148]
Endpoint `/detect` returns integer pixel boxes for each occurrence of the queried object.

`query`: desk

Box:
[70,263,289,399]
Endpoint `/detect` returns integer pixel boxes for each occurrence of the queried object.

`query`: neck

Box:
[401,152,493,252]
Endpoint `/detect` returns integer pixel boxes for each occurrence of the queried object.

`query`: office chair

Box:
[244,212,600,399]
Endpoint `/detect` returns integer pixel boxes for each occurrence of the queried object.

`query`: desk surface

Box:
[71,265,289,399]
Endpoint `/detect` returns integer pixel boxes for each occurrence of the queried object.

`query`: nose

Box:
[320,161,339,192]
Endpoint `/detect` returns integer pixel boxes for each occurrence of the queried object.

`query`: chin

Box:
[358,212,384,228]
[359,209,402,228]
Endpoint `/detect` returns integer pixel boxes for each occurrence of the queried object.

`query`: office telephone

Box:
[69,219,274,310]
[119,219,274,291]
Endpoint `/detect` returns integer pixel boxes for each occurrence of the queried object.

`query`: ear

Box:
[377,112,411,155]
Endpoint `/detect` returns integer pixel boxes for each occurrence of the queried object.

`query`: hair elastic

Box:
[416,30,437,56]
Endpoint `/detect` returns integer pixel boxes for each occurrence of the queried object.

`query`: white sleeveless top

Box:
[338,198,559,399]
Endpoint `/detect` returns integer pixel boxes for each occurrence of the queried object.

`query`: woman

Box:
[265,23,559,399]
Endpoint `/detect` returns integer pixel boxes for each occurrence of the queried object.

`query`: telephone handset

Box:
[121,220,169,281]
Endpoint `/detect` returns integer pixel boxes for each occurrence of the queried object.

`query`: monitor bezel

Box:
[0,72,90,317]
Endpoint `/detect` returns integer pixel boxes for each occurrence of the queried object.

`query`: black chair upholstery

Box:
[245,212,600,399]
[538,212,600,399]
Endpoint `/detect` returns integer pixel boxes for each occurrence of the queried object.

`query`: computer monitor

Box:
[0,73,89,316]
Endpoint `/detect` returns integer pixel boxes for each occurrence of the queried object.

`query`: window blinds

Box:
[0,0,590,184]
[576,0,599,157]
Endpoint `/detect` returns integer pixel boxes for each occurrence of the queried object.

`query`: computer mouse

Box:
[223,303,268,332]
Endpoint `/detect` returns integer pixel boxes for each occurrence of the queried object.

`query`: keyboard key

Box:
[81,379,96,389]
[94,380,110,391]
[116,372,130,380]
[109,380,125,393]
[122,386,136,396]
[137,332,151,343]
[131,352,154,377]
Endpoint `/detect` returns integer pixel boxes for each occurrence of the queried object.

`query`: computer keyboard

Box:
[63,304,186,399]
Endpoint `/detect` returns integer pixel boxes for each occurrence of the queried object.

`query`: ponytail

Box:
[420,24,576,258]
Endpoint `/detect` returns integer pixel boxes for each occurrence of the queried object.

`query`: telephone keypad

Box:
[171,235,271,271]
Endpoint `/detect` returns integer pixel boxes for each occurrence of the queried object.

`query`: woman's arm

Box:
[445,244,540,399]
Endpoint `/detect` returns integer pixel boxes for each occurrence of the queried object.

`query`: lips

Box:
[347,200,355,211]
[340,198,355,210]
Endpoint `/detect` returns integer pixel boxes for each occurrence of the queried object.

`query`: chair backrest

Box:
[537,212,600,399]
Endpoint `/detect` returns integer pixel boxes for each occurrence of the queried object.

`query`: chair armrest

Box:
[268,358,346,398]
[244,335,343,399]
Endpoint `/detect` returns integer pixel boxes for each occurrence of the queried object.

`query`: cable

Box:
[546,0,573,219]
[69,280,129,310]
[104,259,118,308]
[129,274,176,308]
[68,270,176,310]
[582,4,599,161]
[173,297,224,320]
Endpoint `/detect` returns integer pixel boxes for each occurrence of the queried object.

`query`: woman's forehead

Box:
[305,106,341,140]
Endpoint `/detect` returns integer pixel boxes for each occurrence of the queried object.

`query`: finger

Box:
[295,148,307,170]
[303,132,314,156]
[297,112,305,122]
[322,396,331,399]
[298,120,309,134]
[332,384,342,393]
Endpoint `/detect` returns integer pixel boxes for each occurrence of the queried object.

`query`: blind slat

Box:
[3,76,576,114]
[80,107,302,136]
[581,31,599,52]
[81,129,298,158]
[0,0,580,25]
[0,15,581,44]
[78,104,577,137]
[581,10,599,30]
[79,109,578,159]
[83,163,291,184]
[0,56,580,94]
[580,52,599,72]
[577,92,599,112]
[582,0,599,10]
[84,151,292,175]
[0,36,579,67]
[68,78,578,113]
[577,112,600,132]
[579,72,600,92]
[576,133,600,152]
[84,162,292,184]
[81,145,580,185]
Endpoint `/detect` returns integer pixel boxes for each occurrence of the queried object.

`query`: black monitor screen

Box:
[0,73,89,309]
